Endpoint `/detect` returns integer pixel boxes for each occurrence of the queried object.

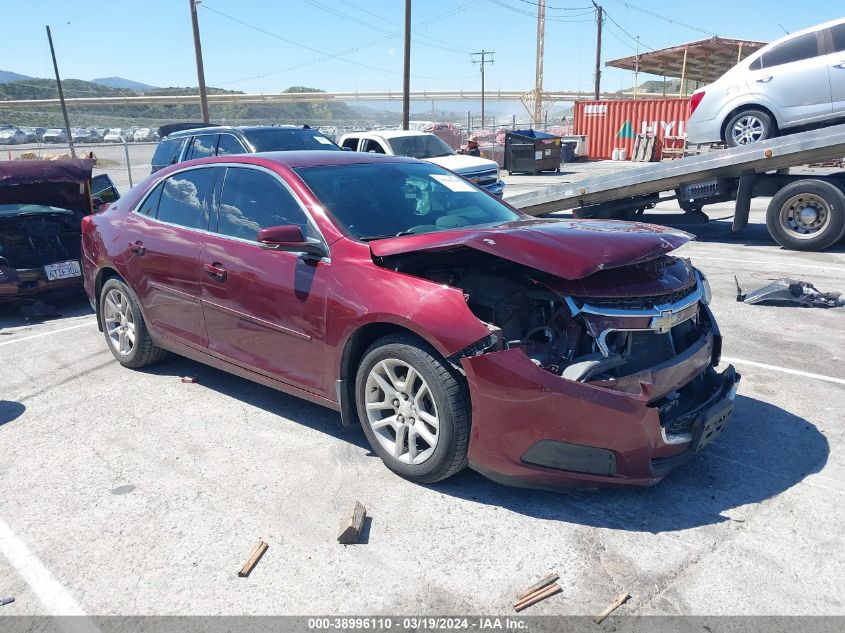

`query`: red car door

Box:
[121,166,219,349]
[199,165,331,395]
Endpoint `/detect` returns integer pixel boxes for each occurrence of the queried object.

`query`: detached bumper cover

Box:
[461,348,739,489]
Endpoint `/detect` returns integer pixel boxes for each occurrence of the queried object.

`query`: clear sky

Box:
[2,0,842,96]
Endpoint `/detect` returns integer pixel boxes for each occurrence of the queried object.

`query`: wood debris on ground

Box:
[0,597,14,607]
[513,572,561,612]
[593,591,631,624]
[237,540,269,577]
[180,376,198,384]
[337,501,367,544]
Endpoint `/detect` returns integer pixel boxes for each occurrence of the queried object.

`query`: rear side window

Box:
[188,134,217,160]
[760,32,820,68]
[151,138,185,171]
[216,134,246,156]
[832,23,845,53]
[361,139,386,154]
[217,167,309,241]
[138,182,163,216]
[156,168,215,230]
[341,137,359,150]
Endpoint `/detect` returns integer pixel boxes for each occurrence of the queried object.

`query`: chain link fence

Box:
[2,141,156,195]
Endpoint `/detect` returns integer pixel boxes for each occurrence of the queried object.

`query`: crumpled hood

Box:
[370,218,692,280]
[424,154,498,174]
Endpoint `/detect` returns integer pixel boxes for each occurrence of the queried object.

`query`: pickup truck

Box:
[338,130,505,196]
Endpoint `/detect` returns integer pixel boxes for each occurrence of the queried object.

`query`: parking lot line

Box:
[0,320,96,348]
[722,356,845,386]
[688,255,845,274]
[0,517,98,627]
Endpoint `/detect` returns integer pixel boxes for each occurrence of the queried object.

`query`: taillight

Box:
[690,91,705,116]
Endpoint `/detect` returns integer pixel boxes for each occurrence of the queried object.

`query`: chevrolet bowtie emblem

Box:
[651,309,679,333]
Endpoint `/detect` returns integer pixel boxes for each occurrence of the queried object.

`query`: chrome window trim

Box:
[130,162,331,260]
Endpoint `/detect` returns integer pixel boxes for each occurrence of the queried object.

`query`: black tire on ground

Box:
[724,109,774,147]
[99,277,167,368]
[354,333,470,483]
[766,179,845,251]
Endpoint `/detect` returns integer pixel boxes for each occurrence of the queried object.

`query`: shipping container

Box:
[573,99,691,160]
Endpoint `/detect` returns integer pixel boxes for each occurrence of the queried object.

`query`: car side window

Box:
[760,32,820,68]
[138,181,164,216]
[217,134,246,156]
[189,134,217,160]
[342,137,359,150]
[155,168,214,230]
[832,23,845,53]
[151,138,185,170]
[217,167,309,242]
[361,139,385,154]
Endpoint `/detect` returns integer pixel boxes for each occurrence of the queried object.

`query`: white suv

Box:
[339,131,504,195]
[687,18,845,147]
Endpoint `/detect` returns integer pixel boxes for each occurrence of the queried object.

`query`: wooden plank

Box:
[337,501,367,544]
[516,572,559,602]
[237,540,268,578]
[513,583,562,612]
[592,591,631,624]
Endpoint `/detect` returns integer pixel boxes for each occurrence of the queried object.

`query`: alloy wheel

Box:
[103,288,136,357]
[364,358,440,465]
[731,115,765,145]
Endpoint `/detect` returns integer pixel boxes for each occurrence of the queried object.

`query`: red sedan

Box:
[81,151,739,489]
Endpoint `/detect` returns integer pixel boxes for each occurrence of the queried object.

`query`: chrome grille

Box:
[576,283,698,311]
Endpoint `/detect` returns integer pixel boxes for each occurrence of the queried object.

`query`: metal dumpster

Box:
[504,130,562,174]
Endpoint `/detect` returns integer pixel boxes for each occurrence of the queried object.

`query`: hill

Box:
[0,70,35,84]
[91,76,157,91]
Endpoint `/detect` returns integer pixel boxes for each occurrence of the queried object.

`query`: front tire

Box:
[724,109,774,147]
[355,334,470,483]
[766,180,845,251]
[100,278,167,368]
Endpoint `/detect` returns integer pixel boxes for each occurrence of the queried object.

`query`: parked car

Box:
[338,131,505,196]
[1,159,119,302]
[81,151,738,489]
[688,17,845,146]
[0,128,27,145]
[133,127,157,142]
[42,128,68,143]
[104,128,129,143]
[71,128,100,143]
[150,125,340,173]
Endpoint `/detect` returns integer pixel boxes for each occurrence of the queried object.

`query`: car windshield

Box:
[387,134,454,159]
[294,161,519,240]
[243,128,340,152]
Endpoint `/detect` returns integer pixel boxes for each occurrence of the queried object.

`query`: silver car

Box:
[688,18,845,147]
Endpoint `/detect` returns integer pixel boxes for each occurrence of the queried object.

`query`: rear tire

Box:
[766,180,845,251]
[355,333,470,483]
[100,278,167,368]
[724,109,774,147]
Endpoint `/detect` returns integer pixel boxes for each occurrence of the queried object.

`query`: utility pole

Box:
[189,0,210,123]
[591,1,603,100]
[533,0,545,126]
[45,25,75,158]
[402,0,411,130]
[471,50,494,129]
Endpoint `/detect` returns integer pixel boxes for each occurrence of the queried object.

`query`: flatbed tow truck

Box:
[507,123,845,251]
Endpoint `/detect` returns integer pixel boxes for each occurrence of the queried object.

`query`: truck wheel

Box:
[766,180,845,251]
[724,109,774,147]
[355,333,469,483]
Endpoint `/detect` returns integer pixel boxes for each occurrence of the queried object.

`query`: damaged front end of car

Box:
[372,221,740,488]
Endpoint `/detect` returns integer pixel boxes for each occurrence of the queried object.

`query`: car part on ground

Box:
[736,277,845,308]
[82,151,739,489]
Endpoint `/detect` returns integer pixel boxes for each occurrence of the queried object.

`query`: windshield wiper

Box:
[359,229,418,242]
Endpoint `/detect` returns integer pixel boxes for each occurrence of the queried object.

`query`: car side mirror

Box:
[341,146,353,151]
[257,225,326,258]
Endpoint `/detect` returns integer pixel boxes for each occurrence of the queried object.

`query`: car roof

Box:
[347,130,434,140]
[182,150,421,170]
[166,125,306,138]
[755,17,845,54]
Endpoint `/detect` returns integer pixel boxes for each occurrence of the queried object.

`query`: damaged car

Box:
[81,151,739,489]
[1,159,118,303]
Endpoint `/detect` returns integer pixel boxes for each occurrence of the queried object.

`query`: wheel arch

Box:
[720,103,779,144]
[93,267,123,331]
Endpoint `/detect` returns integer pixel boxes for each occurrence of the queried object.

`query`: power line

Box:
[511,0,592,9]
[608,0,717,36]
[603,10,653,51]
[489,0,593,21]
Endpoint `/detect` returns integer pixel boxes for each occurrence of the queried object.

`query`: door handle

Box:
[129,240,145,255]
[833,62,845,69]
[756,75,773,83]
[203,262,227,281]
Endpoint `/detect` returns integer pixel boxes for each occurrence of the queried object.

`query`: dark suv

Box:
[150,125,340,173]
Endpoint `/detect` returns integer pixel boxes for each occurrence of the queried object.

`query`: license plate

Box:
[44,260,82,281]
